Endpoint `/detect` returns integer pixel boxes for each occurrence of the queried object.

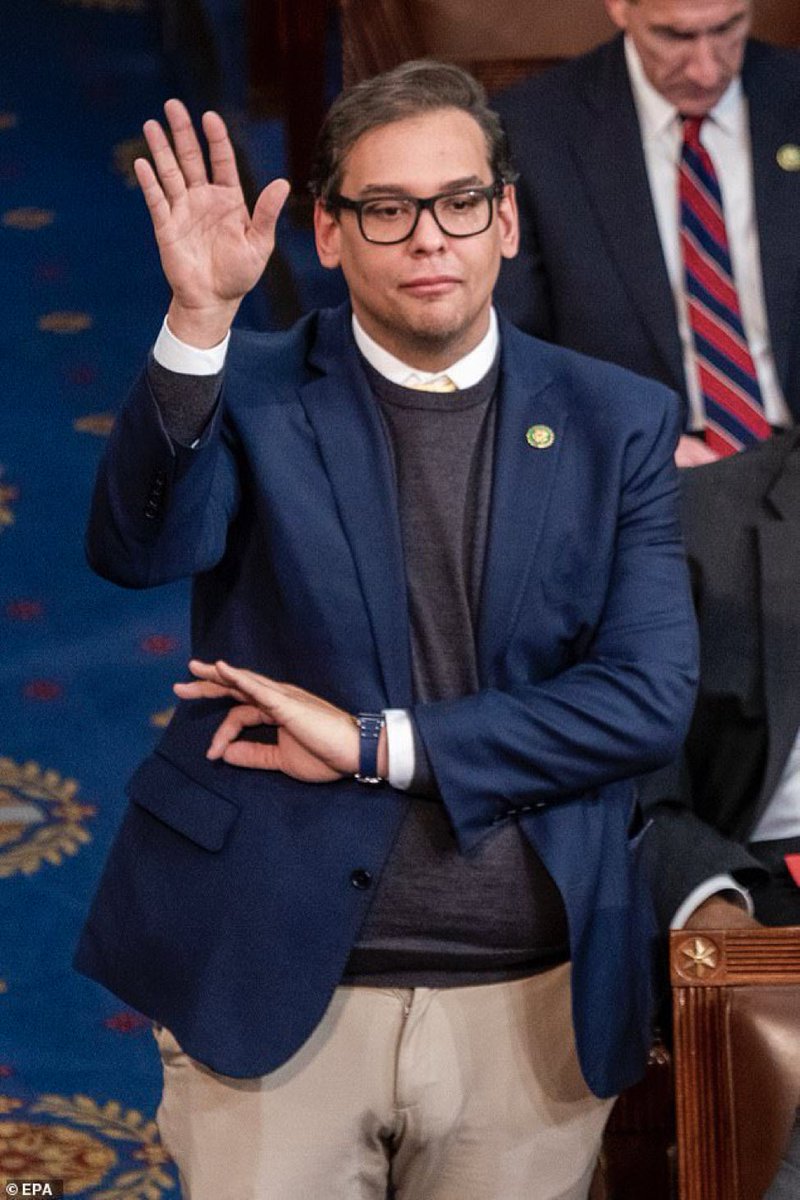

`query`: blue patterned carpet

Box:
[0,1,290,1193]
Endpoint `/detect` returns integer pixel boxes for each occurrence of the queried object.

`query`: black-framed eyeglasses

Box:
[327,181,506,244]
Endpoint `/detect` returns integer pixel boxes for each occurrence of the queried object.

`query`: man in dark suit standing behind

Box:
[493,0,800,466]
[637,431,800,1198]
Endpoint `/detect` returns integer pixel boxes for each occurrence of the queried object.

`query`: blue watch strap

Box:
[355,712,384,784]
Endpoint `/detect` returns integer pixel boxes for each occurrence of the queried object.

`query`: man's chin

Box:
[670,88,729,117]
[360,300,489,362]
[400,306,473,347]
[406,321,464,346]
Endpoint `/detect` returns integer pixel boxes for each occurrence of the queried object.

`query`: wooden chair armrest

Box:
[670,926,800,1200]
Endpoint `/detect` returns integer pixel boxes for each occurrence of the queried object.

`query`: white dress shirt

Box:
[751,730,800,842]
[153,320,231,374]
[351,308,499,389]
[625,37,791,432]
[153,309,500,789]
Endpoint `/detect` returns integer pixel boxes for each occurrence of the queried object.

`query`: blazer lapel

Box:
[745,43,800,398]
[573,37,685,393]
[476,324,566,680]
[298,309,413,708]
[756,438,800,809]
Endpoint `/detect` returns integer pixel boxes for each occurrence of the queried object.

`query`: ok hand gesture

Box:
[173,660,378,784]
[135,99,290,347]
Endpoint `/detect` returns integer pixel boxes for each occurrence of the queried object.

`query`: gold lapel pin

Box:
[526,424,555,449]
[777,144,800,172]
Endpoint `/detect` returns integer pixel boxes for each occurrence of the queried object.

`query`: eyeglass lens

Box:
[360,190,493,243]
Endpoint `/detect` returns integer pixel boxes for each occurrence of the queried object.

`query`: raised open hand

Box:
[135,99,290,346]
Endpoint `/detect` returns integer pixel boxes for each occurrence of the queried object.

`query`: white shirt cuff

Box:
[383,709,415,790]
[153,317,230,375]
[670,874,754,929]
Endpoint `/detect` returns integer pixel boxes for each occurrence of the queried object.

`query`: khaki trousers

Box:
[155,963,613,1200]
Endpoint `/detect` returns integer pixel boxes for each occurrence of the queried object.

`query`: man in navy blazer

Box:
[77,61,697,1199]
[493,0,800,467]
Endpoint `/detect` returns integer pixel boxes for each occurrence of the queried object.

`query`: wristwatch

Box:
[354,712,385,784]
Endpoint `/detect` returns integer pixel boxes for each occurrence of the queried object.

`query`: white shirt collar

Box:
[624,35,743,141]
[351,309,499,390]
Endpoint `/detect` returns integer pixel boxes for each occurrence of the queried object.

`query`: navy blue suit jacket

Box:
[76,305,698,1098]
[493,36,800,424]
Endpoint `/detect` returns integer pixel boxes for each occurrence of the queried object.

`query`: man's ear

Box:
[314,200,342,270]
[604,0,630,33]
[498,184,520,261]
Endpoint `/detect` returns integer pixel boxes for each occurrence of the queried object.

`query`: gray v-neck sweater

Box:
[344,357,569,985]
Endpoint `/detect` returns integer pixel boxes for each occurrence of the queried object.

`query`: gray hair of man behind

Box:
[309,59,517,205]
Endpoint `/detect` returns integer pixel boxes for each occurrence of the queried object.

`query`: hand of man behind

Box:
[684,894,761,931]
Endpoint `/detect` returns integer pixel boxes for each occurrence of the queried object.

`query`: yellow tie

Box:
[409,376,457,393]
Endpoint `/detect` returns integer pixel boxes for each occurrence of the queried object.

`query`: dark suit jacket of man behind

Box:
[638,428,800,929]
[492,34,800,424]
[636,431,800,1200]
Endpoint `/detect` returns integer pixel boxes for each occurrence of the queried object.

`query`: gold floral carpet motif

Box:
[0,468,17,533]
[0,1093,173,1197]
[0,760,94,878]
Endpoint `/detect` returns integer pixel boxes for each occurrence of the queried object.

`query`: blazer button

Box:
[350,868,372,890]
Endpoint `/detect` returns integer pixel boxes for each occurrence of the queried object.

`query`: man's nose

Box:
[684,37,723,89]
[409,206,447,251]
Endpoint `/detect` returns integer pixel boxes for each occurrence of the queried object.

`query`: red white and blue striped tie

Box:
[679,116,770,457]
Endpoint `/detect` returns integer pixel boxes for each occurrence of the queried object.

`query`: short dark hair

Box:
[309,59,517,204]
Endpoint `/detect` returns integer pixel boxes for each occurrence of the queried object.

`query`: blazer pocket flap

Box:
[126,754,240,851]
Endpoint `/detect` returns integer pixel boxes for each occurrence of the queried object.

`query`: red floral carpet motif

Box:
[34,260,68,283]
[6,600,44,622]
[22,681,63,702]
[66,364,97,387]
[103,1013,151,1035]
[140,635,178,657]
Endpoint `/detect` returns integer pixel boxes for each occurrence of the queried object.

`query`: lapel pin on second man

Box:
[776,144,800,171]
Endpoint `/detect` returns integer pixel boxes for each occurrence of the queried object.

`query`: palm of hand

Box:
[157,183,267,307]
[134,100,289,329]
